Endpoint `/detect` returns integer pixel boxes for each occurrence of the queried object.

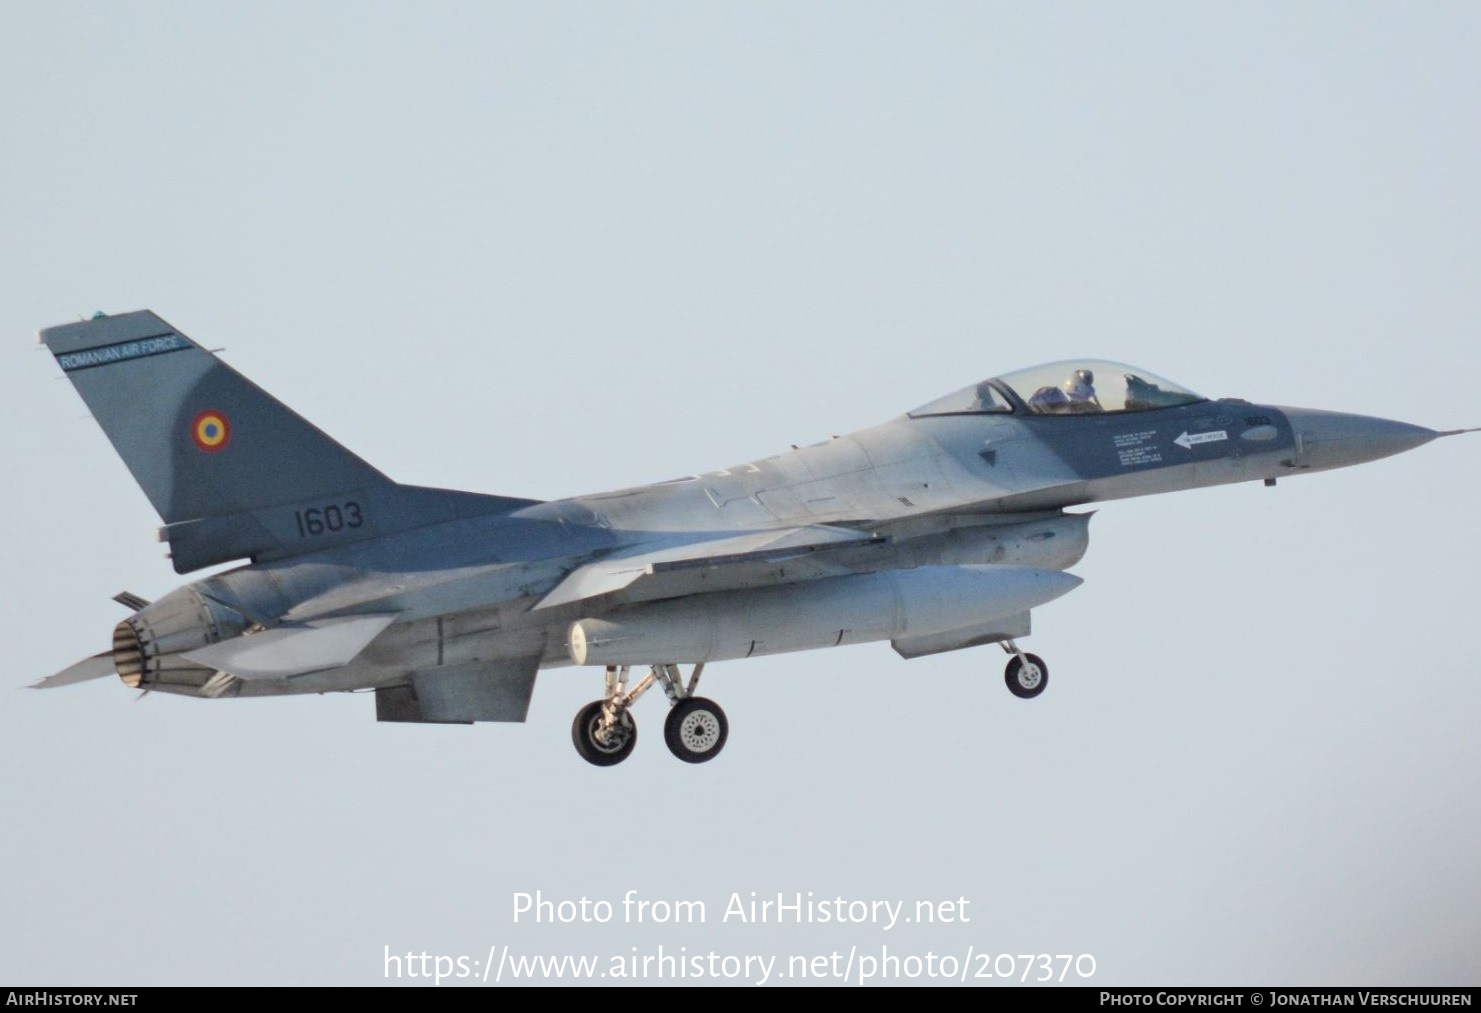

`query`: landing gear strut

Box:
[572,663,728,766]
[655,664,728,763]
[1001,640,1049,699]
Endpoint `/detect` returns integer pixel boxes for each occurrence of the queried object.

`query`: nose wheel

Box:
[1002,642,1048,699]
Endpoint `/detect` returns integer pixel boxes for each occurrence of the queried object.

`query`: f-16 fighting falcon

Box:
[33,311,1470,765]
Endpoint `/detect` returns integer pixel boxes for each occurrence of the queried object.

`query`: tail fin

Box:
[42,310,538,572]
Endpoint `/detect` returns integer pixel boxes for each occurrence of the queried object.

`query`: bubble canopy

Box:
[909,360,1206,417]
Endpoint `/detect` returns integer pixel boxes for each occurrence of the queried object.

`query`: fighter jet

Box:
[33,310,1468,765]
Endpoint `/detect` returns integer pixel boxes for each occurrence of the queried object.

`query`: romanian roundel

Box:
[191,410,231,452]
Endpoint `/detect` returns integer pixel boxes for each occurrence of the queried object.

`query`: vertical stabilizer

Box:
[43,312,395,571]
[43,311,543,572]
[43,311,391,518]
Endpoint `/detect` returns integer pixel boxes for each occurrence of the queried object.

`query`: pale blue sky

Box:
[2,2,1478,985]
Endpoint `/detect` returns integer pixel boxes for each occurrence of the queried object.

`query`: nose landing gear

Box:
[1001,640,1048,699]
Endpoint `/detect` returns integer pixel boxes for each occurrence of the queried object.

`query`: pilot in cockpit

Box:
[1028,368,1101,414]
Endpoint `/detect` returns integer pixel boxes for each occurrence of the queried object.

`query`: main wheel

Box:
[572,700,637,766]
[1004,653,1048,699]
[663,697,728,763]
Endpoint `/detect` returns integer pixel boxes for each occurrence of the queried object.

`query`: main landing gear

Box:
[572,663,728,767]
[1000,639,1049,699]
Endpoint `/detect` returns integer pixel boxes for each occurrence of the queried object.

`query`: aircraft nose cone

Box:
[1279,407,1440,472]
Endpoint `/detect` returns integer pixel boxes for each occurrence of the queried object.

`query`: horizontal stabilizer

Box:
[31,652,116,689]
[535,525,878,610]
[182,614,396,680]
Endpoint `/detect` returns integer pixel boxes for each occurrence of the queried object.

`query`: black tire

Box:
[572,700,637,766]
[1004,653,1049,699]
[663,697,728,763]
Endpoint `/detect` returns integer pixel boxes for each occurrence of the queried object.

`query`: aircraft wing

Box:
[533,525,881,611]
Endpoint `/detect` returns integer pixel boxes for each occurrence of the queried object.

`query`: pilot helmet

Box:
[1062,368,1095,399]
